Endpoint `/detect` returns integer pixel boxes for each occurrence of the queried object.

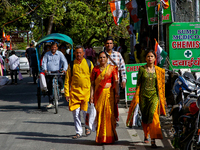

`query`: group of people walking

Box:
[40,36,166,148]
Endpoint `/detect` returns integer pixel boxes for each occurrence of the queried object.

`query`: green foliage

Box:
[12,42,27,50]
[1,0,130,48]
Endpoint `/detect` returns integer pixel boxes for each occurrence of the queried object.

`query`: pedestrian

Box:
[126,49,166,148]
[40,44,51,67]
[85,45,95,63]
[117,38,127,61]
[64,45,94,139]
[90,51,119,144]
[42,42,68,108]
[25,43,35,76]
[30,50,38,84]
[0,52,4,76]
[104,36,127,123]
[134,44,146,63]
[8,51,19,84]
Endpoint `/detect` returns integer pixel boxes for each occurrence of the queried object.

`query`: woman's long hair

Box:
[145,49,156,58]
[135,44,141,60]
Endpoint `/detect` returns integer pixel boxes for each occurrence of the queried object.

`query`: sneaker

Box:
[60,88,64,94]
[46,103,53,108]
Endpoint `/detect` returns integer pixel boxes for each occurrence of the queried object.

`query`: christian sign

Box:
[169,22,200,71]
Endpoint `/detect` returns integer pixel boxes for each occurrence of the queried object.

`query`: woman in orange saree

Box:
[126,50,166,148]
[90,51,119,144]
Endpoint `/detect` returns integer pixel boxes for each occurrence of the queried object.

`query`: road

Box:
[0,74,174,150]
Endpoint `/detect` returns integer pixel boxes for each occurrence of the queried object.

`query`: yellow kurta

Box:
[64,58,94,112]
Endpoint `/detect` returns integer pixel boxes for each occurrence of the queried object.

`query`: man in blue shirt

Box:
[42,42,68,108]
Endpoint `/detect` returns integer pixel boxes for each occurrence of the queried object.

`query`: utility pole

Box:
[158,2,165,51]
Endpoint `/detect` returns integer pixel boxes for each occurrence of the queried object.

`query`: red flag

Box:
[126,0,139,23]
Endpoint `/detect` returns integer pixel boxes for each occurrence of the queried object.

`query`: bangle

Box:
[90,97,94,100]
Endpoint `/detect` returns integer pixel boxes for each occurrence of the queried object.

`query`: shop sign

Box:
[169,22,200,71]
[12,37,24,43]
[145,0,173,25]
[125,63,146,101]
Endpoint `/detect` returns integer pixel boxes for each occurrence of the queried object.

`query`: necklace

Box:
[146,66,155,80]
[99,65,108,80]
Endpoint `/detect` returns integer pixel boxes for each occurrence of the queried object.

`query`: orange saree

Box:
[91,64,118,143]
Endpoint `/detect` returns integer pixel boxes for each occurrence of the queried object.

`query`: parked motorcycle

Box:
[169,70,200,150]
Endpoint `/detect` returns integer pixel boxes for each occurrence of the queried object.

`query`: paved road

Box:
[0,74,174,150]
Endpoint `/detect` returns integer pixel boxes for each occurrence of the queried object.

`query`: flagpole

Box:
[157,3,160,43]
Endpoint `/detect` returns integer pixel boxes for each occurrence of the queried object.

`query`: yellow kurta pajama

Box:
[64,58,94,112]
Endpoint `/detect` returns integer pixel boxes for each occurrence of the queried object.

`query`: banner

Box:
[145,0,173,25]
[169,22,200,71]
[125,63,146,101]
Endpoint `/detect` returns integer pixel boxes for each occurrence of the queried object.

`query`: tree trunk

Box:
[47,14,54,35]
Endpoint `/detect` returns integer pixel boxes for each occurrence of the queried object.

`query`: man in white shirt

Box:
[8,51,19,84]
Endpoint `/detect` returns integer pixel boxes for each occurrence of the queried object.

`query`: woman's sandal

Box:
[144,138,149,144]
[151,140,157,148]
[72,133,82,139]
[85,128,91,136]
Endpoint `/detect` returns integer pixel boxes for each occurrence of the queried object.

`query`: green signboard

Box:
[145,0,173,25]
[169,22,200,71]
[125,63,146,101]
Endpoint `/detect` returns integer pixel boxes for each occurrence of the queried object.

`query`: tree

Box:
[0,0,130,47]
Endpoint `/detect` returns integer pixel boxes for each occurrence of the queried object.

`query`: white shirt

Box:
[8,54,19,70]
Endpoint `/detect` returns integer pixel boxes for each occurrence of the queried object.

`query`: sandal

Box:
[85,128,91,136]
[72,133,82,139]
[144,138,149,144]
[151,139,157,148]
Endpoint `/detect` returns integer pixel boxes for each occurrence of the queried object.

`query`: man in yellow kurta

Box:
[64,45,94,139]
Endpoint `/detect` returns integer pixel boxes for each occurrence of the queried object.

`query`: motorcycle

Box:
[169,69,200,150]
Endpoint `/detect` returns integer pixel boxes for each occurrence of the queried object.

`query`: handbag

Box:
[40,72,48,91]
[132,104,142,127]
[18,71,23,80]
[85,103,96,132]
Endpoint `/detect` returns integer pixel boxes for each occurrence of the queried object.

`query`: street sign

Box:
[11,33,18,38]
[145,0,173,25]
[12,37,24,43]
[125,63,146,102]
[169,22,200,71]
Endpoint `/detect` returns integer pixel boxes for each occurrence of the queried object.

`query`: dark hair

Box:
[75,45,85,52]
[75,45,84,50]
[104,36,114,43]
[145,49,156,58]
[11,50,15,55]
[30,43,34,47]
[59,43,66,49]
[51,42,58,47]
[98,51,108,58]
[135,44,141,60]
[119,38,125,44]
[44,45,51,51]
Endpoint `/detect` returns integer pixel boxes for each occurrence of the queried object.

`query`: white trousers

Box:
[72,107,86,136]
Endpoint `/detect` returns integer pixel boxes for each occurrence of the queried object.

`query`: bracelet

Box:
[89,97,94,100]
